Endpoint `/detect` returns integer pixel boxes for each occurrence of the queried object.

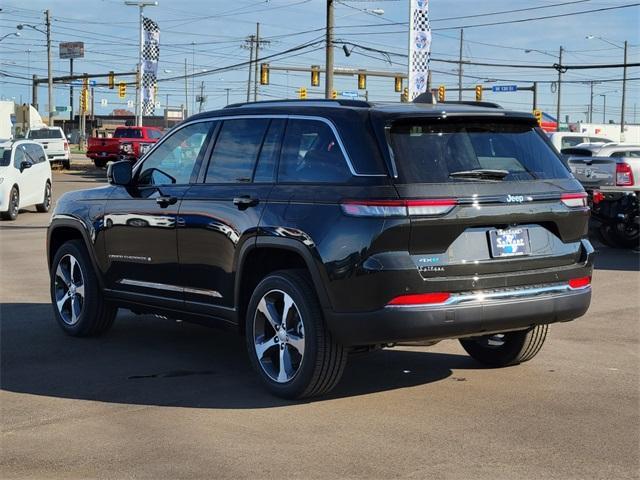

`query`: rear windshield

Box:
[28,129,63,139]
[113,128,142,138]
[388,120,571,183]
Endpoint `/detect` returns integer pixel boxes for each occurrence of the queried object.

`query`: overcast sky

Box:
[1,0,639,124]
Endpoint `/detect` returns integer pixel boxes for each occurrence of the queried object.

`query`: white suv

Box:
[26,127,70,169]
[0,140,52,220]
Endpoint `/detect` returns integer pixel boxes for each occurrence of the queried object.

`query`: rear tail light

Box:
[341,199,457,217]
[387,292,451,306]
[592,190,605,205]
[561,192,588,208]
[616,162,634,186]
[568,276,591,290]
[63,141,69,151]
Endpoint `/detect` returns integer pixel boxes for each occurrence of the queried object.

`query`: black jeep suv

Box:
[48,100,593,398]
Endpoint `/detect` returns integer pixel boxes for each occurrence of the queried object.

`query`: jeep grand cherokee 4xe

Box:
[47,100,593,399]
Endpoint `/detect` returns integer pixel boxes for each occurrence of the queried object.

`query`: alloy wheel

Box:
[54,254,85,325]
[253,289,305,383]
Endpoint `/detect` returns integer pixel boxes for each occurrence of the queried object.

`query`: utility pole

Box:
[621,40,628,140]
[192,41,196,114]
[198,81,205,113]
[184,58,188,117]
[556,46,563,131]
[325,0,334,99]
[32,75,38,110]
[533,81,538,110]
[254,23,260,101]
[45,9,53,126]
[458,29,463,101]
[69,58,74,122]
[600,94,606,123]
[225,88,231,106]
[124,1,158,127]
[244,34,255,102]
[589,81,594,123]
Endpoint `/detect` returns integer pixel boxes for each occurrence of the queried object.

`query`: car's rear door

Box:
[177,117,283,317]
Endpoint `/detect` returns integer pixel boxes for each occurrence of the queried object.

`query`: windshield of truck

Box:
[27,129,63,140]
[388,119,572,183]
[113,128,143,139]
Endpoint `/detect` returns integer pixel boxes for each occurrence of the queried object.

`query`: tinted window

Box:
[610,150,640,158]
[0,148,10,167]
[254,119,285,183]
[278,119,350,183]
[137,122,213,186]
[205,119,269,183]
[26,144,46,163]
[148,129,163,139]
[560,136,586,149]
[389,120,572,183]
[590,137,611,143]
[27,129,63,139]
[113,128,143,139]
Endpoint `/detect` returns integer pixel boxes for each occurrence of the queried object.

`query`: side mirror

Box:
[107,160,133,186]
[20,161,32,172]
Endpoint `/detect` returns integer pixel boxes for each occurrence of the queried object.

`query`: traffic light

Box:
[394,76,403,93]
[533,109,542,126]
[311,65,320,87]
[118,82,126,99]
[357,72,366,90]
[401,87,409,103]
[298,87,307,99]
[260,63,269,85]
[331,90,337,99]
[438,85,446,102]
[475,85,483,102]
[108,71,115,89]
[80,89,89,113]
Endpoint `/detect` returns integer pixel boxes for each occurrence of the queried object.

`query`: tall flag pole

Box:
[141,17,160,119]
[409,0,431,101]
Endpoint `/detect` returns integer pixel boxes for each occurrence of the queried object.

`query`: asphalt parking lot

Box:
[1,155,639,479]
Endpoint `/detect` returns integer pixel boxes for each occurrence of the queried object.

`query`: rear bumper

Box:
[86,152,119,161]
[324,285,591,346]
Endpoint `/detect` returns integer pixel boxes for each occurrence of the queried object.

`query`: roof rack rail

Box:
[437,100,504,109]
[224,98,371,109]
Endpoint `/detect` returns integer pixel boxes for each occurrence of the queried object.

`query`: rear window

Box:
[388,120,572,183]
[113,128,142,139]
[0,147,9,167]
[27,129,63,140]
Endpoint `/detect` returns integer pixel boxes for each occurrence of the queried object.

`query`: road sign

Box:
[340,91,359,99]
[100,99,108,107]
[127,100,134,108]
[492,85,518,93]
[55,106,71,112]
[71,80,96,87]
[59,42,85,59]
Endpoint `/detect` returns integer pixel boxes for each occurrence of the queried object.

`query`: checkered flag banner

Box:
[409,0,431,101]
[141,16,160,115]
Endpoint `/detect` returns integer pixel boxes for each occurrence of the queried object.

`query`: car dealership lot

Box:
[1,157,639,479]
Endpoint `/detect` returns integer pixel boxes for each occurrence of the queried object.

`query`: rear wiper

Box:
[449,169,510,180]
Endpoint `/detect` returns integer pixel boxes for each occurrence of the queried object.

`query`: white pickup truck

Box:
[26,127,70,169]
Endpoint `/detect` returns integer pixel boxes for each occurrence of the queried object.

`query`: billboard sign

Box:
[59,42,85,59]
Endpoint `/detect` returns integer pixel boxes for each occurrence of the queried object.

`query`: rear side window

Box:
[27,129,63,140]
[0,148,10,167]
[389,120,572,183]
[113,128,142,139]
[26,144,46,163]
[278,119,351,183]
[205,118,269,183]
[254,119,285,183]
[611,150,640,158]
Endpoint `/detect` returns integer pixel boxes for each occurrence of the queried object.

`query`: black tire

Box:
[36,181,52,213]
[62,159,71,170]
[94,159,106,169]
[50,239,117,337]
[1,186,19,220]
[459,324,548,367]
[599,223,639,249]
[245,269,347,399]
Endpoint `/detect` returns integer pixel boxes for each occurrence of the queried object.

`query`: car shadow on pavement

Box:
[593,246,639,272]
[0,303,477,408]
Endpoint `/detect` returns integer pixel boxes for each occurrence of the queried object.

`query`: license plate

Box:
[488,228,531,258]
[100,152,107,156]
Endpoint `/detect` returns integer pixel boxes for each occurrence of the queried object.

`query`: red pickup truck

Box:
[86,126,163,168]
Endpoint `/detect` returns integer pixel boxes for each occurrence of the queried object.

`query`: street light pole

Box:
[600,94,606,123]
[621,40,628,140]
[45,10,53,126]
[556,46,563,131]
[125,1,158,127]
[325,0,334,99]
